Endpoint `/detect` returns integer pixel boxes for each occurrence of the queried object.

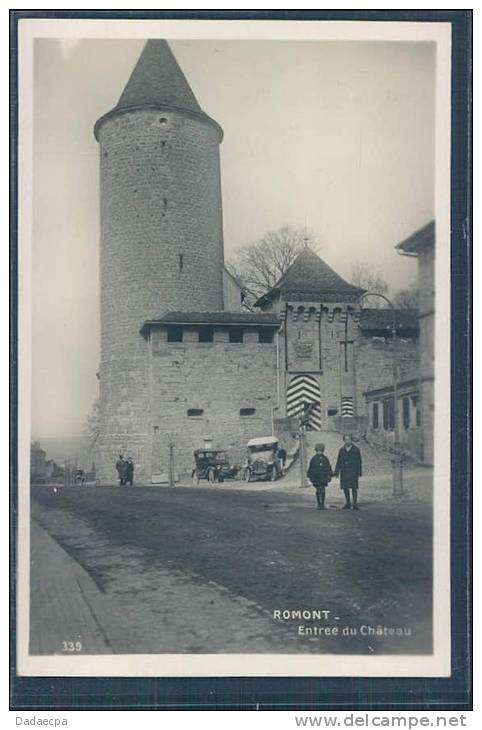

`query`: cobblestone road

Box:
[30,478,433,656]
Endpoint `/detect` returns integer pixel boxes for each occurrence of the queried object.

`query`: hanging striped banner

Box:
[341,397,354,417]
[286,374,322,431]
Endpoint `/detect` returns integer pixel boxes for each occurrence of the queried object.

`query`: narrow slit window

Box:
[187,408,203,417]
[240,408,256,416]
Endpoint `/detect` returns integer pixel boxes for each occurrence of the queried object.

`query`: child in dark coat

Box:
[307,443,333,510]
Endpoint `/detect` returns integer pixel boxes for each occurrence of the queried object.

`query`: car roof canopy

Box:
[247,436,278,447]
[194,449,226,455]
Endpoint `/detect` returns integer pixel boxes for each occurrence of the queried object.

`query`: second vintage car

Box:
[245,436,283,482]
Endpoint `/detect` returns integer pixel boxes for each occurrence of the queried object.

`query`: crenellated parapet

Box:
[284,303,361,323]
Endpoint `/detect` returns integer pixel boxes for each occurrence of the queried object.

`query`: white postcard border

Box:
[17,16,452,678]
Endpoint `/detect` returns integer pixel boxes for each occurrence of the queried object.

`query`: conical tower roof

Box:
[256,248,365,306]
[117,39,203,114]
[94,39,222,140]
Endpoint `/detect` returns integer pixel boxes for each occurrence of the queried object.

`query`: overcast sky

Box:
[31,38,435,438]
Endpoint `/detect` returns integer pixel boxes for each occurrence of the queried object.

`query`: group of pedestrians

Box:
[113,436,361,498]
[115,455,135,486]
[307,434,362,511]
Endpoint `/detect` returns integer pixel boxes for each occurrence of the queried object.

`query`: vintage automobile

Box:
[245,436,283,482]
[192,449,238,485]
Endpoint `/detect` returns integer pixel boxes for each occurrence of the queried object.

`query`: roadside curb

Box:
[30,519,129,655]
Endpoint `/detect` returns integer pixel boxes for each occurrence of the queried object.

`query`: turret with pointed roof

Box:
[256,248,364,308]
[95,40,226,481]
[94,39,222,140]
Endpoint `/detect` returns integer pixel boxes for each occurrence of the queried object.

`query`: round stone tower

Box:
[94,40,225,481]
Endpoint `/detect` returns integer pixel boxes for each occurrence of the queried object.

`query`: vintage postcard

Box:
[16,16,454,679]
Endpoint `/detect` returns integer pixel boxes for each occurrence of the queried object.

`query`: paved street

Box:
[30,520,126,655]
[30,477,432,656]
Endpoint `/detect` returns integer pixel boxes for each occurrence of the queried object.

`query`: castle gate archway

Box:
[286,374,321,431]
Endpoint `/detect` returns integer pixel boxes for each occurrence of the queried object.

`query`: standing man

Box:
[334,434,362,510]
[307,443,333,510]
[126,457,134,486]
[115,454,127,486]
[278,446,287,474]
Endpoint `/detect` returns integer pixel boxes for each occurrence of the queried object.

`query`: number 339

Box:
[61,641,82,652]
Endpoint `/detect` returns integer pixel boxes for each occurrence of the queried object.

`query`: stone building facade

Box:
[93,40,284,482]
[94,40,229,481]
[94,39,422,483]
[361,221,434,463]
[363,379,422,458]
[396,221,435,465]
[256,249,419,436]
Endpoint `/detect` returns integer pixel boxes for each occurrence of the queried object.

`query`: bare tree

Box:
[226,225,320,308]
[393,283,419,310]
[350,261,389,309]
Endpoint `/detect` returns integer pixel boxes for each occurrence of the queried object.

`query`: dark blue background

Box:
[10,8,472,711]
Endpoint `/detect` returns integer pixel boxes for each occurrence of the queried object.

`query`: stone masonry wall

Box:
[95,350,151,484]
[98,109,224,361]
[148,326,278,478]
[96,108,225,481]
